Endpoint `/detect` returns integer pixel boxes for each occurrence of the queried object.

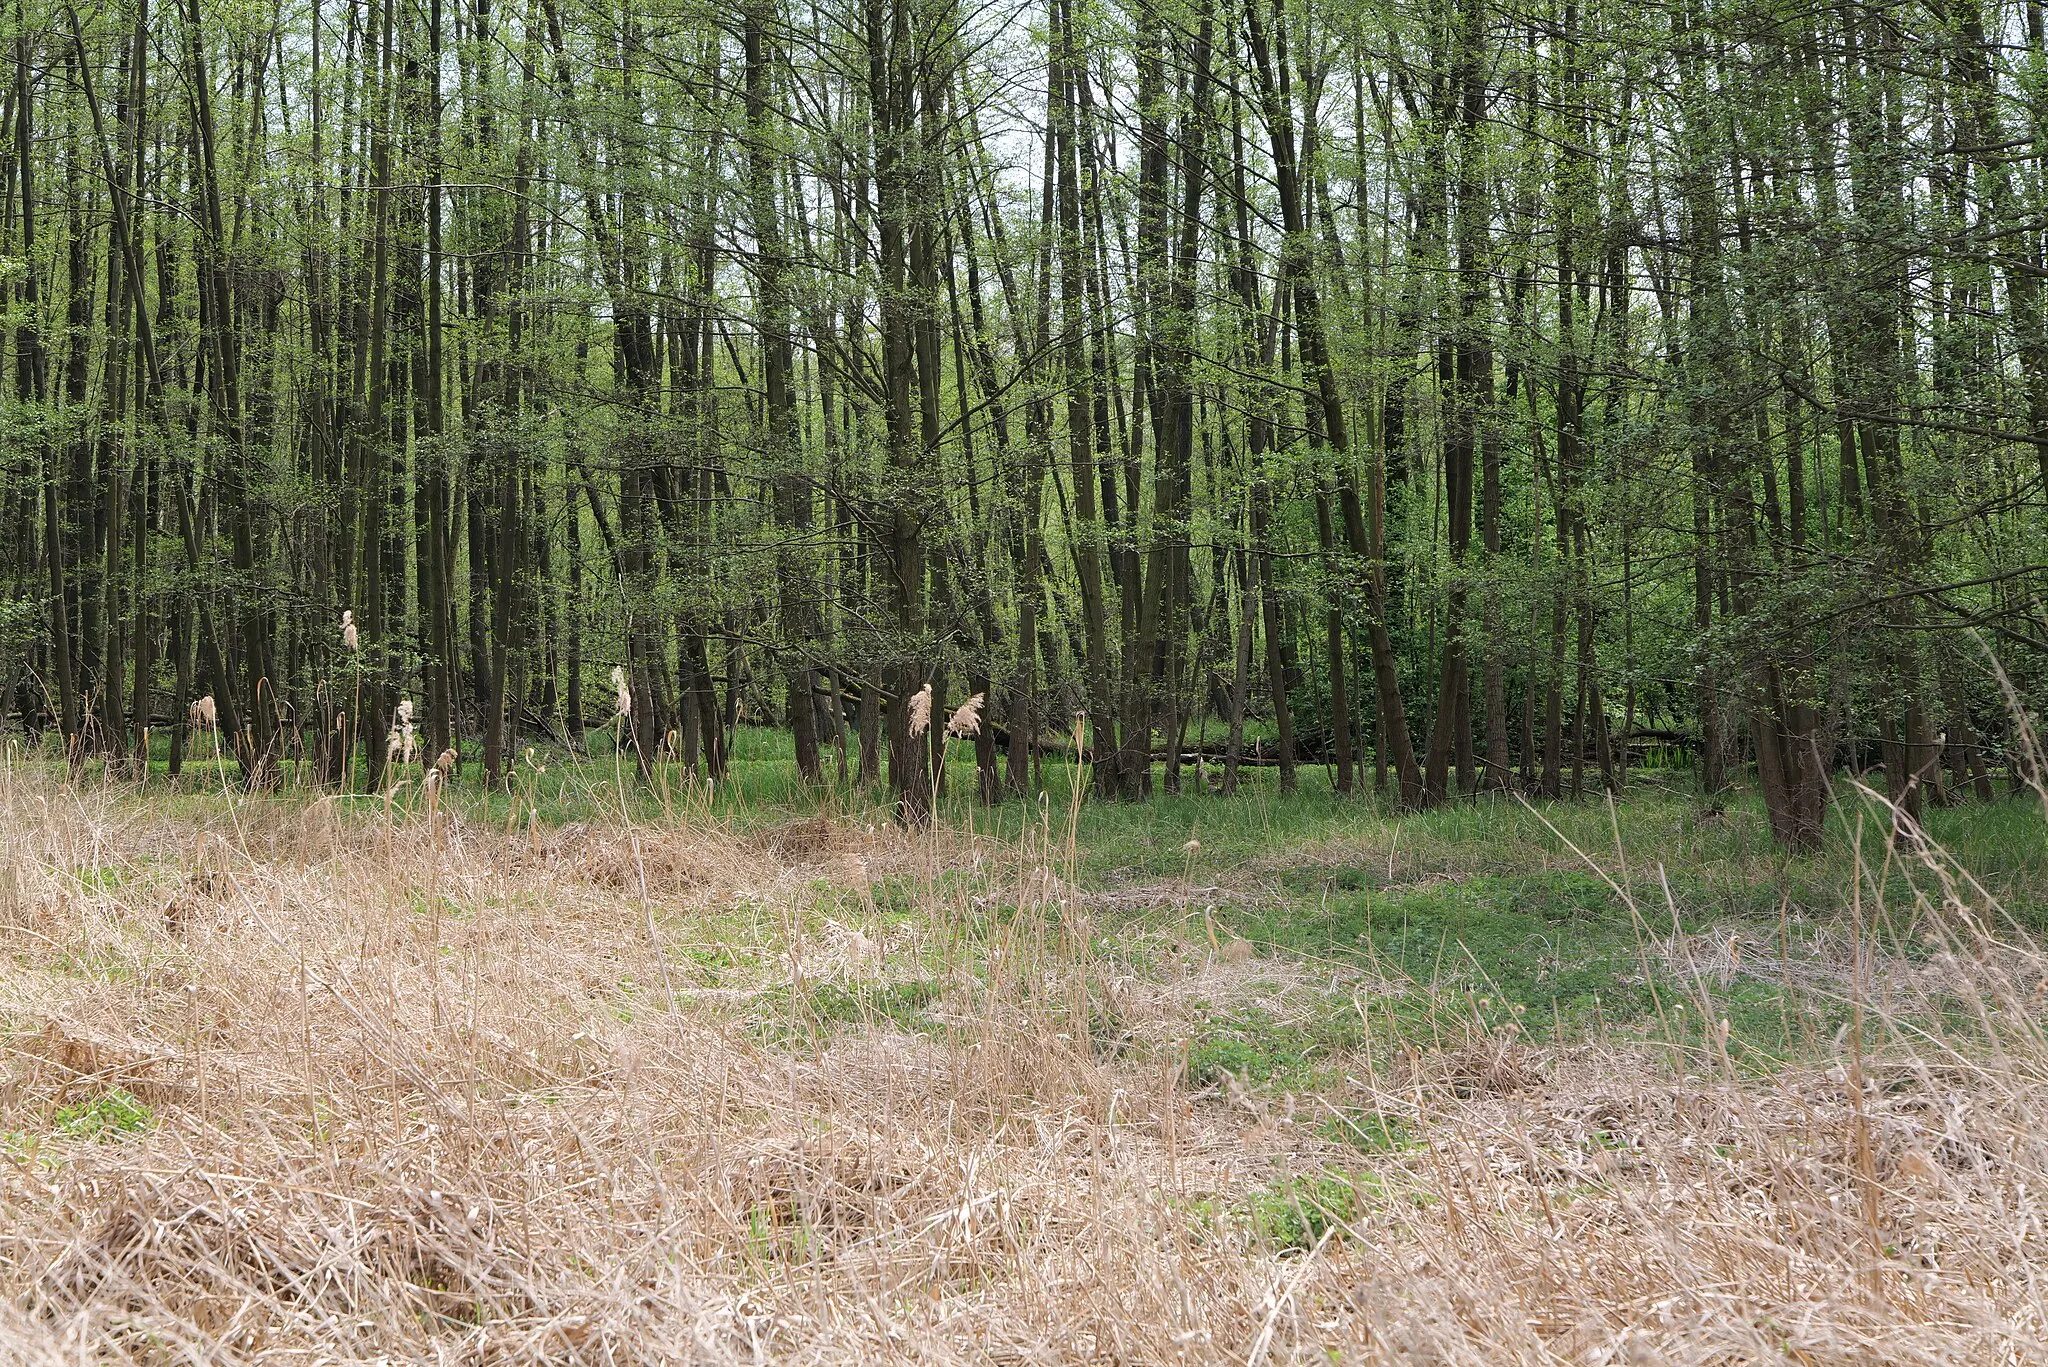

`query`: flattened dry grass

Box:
[1,770,2046,1364]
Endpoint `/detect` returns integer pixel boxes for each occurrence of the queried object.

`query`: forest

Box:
[4,0,2046,845]
[16,2,2048,1357]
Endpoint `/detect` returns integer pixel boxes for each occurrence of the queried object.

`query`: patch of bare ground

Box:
[1,777,2045,1363]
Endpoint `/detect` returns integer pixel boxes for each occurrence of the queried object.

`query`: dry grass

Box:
[2,772,2047,1364]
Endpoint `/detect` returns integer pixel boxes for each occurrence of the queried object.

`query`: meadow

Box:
[2,733,2046,1363]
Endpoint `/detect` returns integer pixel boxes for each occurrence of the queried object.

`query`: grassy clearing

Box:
[2,740,2047,1362]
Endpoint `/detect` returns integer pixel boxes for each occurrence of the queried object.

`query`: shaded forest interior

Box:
[4,0,2045,845]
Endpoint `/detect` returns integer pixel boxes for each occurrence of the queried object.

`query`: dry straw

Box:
[945,693,985,740]
[0,767,2044,1364]
[908,683,933,738]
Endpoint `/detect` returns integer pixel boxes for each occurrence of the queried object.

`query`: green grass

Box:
[52,1089,154,1140]
[26,725,2044,1074]
[1317,1108,1412,1153]
[1249,1171,1376,1252]
[794,978,945,1033]
[1185,1007,1352,1088]
[37,724,2046,895]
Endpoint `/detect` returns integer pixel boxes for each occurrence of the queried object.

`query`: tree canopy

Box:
[3,0,2044,842]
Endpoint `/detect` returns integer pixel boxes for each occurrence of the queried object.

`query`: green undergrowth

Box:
[1185,1006,1357,1089]
[778,978,946,1038]
[1183,1170,1395,1253]
[27,725,2047,912]
[1177,879,1853,1078]
[52,1089,154,1141]
[24,727,2045,1077]
[1251,1172,1375,1252]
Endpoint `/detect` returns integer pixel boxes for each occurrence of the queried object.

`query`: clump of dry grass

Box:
[1,771,2047,1364]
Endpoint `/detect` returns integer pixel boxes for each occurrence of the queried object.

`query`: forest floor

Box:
[3,735,2048,1363]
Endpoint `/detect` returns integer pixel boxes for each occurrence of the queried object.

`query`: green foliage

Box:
[1317,1109,1413,1153]
[0,595,42,662]
[1250,1173,1372,1252]
[53,1090,153,1141]
[72,865,126,894]
[1185,1008,1344,1088]
[753,978,946,1042]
